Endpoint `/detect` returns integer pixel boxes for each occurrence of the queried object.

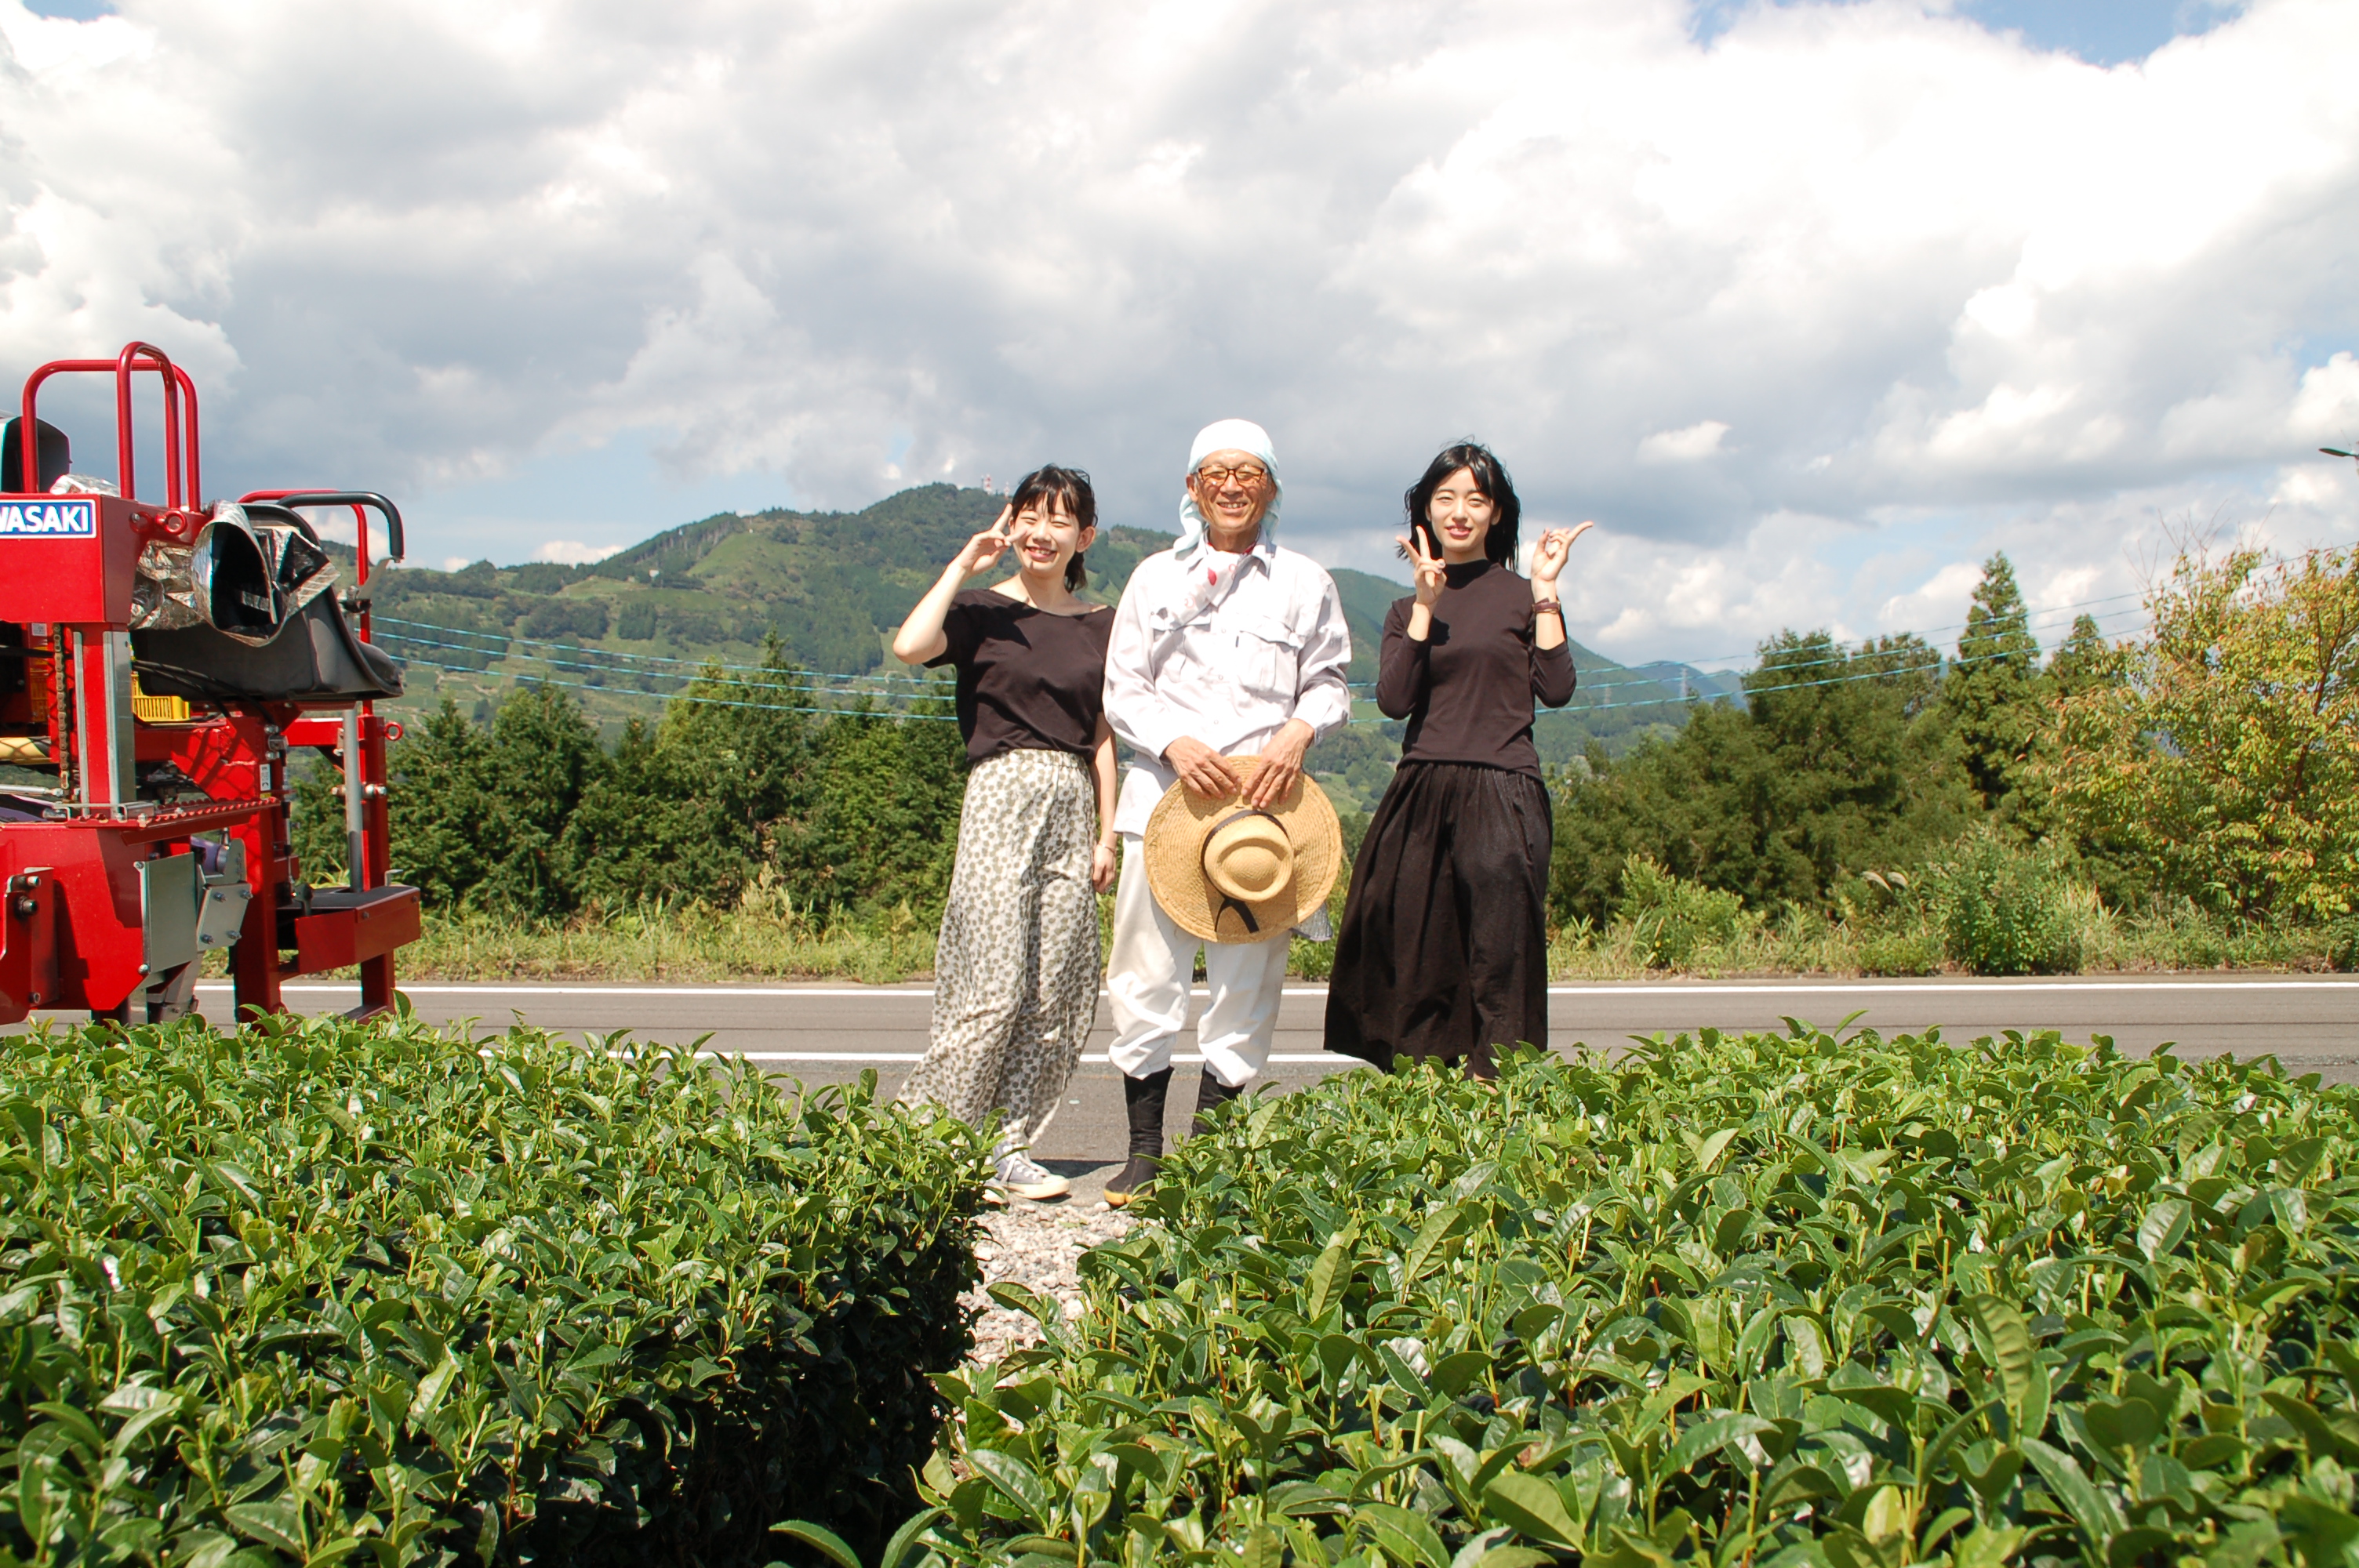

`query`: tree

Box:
[2046,612,2113,699]
[467,684,610,917]
[2039,541,2359,921]
[384,698,499,908]
[776,690,967,921]
[565,638,818,909]
[1552,629,1976,922]
[1943,553,2042,810]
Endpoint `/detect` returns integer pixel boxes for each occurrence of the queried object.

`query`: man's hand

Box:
[1245,720,1314,808]
[1165,737,1243,798]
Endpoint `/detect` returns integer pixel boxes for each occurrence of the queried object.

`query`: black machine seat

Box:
[0,417,71,494]
[133,591,404,703]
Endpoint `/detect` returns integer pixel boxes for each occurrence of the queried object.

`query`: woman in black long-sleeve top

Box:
[1324,443,1590,1079]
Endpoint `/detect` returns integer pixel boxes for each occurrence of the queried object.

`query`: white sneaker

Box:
[992,1149,1071,1202]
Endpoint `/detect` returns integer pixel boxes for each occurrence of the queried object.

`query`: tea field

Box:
[868,1026,2359,1568]
[0,1014,987,1566]
[6,1013,2356,1568]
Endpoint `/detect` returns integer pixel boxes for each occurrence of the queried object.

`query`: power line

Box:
[376,624,947,703]
[378,593,2150,709]
[381,575,2154,702]
[1565,601,2150,695]
[373,615,954,689]
[389,648,961,722]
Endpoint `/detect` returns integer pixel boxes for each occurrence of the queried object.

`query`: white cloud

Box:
[536,539,623,565]
[1637,420,1731,463]
[0,0,2351,662]
[2292,352,2359,442]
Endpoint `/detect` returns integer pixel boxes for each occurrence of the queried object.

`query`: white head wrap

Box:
[1176,419,1282,567]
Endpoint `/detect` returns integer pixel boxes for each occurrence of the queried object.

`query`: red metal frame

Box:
[0,344,419,1026]
[18,343,202,510]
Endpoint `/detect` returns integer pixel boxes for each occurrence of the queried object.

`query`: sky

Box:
[2,0,2354,671]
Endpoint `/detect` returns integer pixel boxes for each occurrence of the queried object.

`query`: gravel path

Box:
[963,1198,1136,1366]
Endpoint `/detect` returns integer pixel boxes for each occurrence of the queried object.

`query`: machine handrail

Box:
[241,490,406,575]
[16,345,200,506]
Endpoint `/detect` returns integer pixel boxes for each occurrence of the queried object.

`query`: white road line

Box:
[192,978,2359,997]
[717,1052,1346,1064]
[190,984,936,997]
[1543,980,2359,995]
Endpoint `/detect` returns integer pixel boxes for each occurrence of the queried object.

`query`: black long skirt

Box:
[1323,760,1552,1077]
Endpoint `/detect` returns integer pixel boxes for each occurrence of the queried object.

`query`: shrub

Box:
[1613,854,1752,969]
[0,1013,986,1566]
[1854,924,1940,975]
[1930,831,2084,975]
[904,1025,2359,1567]
[2331,915,2359,973]
[616,599,658,641]
[522,597,611,641]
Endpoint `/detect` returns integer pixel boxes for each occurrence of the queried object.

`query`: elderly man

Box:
[1100,419,1353,1204]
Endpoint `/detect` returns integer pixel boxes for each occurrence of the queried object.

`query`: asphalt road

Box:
[150,975,2359,1197]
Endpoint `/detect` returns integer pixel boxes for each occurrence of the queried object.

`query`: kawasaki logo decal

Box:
[0,499,96,538]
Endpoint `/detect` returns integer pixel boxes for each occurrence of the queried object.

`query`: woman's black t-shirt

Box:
[1375,559,1577,779]
[928,589,1115,764]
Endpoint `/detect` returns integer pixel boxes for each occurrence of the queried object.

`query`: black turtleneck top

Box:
[1376,559,1578,779]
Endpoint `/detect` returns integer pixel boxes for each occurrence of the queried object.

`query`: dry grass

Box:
[1544,897,2346,981]
[399,904,940,985]
[274,883,2343,989]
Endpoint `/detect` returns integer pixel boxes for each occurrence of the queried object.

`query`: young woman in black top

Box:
[1324,443,1591,1079]
[892,466,1118,1200]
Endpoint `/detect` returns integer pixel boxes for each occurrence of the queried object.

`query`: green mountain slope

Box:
[362,483,1741,805]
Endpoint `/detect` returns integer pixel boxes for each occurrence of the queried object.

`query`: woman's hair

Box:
[1403,441,1521,568]
[1007,463,1097,590]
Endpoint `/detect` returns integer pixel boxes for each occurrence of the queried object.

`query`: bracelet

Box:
[1532,601,1564,618]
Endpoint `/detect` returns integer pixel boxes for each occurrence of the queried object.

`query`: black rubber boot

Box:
[1191,1067,1245,1137]
[1103,1068,1172,1209]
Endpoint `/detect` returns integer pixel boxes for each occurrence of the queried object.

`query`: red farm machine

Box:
[0,343,420,1027]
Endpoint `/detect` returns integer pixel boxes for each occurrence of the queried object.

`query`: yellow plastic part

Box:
[129,676,191,724]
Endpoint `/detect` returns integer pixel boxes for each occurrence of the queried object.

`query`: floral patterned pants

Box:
[898,747,1101,1148]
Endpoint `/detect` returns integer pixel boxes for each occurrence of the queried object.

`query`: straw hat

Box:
[1143,757,1343,944]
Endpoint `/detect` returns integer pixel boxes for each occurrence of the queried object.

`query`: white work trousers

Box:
[1105,834,1292,1087]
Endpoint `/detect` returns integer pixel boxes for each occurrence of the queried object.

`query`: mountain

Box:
[361,483,1739,806]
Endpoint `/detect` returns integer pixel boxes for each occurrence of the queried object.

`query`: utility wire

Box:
[376,624,950,703]
[387,611,2122,728]
[373,615,954,689]
[390,649,961,722]
[379,593,2150,702]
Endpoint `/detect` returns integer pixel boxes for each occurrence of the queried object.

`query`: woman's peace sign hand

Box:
[955,506,1014,576]
[1401,528,1447,608]
[1529,521,1594,585]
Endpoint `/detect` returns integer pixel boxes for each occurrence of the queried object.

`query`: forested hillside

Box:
[360,482,1741,811]
[326,530,2357,979]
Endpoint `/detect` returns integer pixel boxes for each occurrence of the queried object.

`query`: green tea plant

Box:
[0,1013,987,1566]
[901,1026,2359,1567]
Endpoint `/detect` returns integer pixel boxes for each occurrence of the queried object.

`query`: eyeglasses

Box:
[1194,463,1268,488]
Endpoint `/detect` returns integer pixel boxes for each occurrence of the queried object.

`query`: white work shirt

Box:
[1102,537,1354,836]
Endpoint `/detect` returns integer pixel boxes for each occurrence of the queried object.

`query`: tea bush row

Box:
[0,1014,988,1566]
[909,1026,2359,1567]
